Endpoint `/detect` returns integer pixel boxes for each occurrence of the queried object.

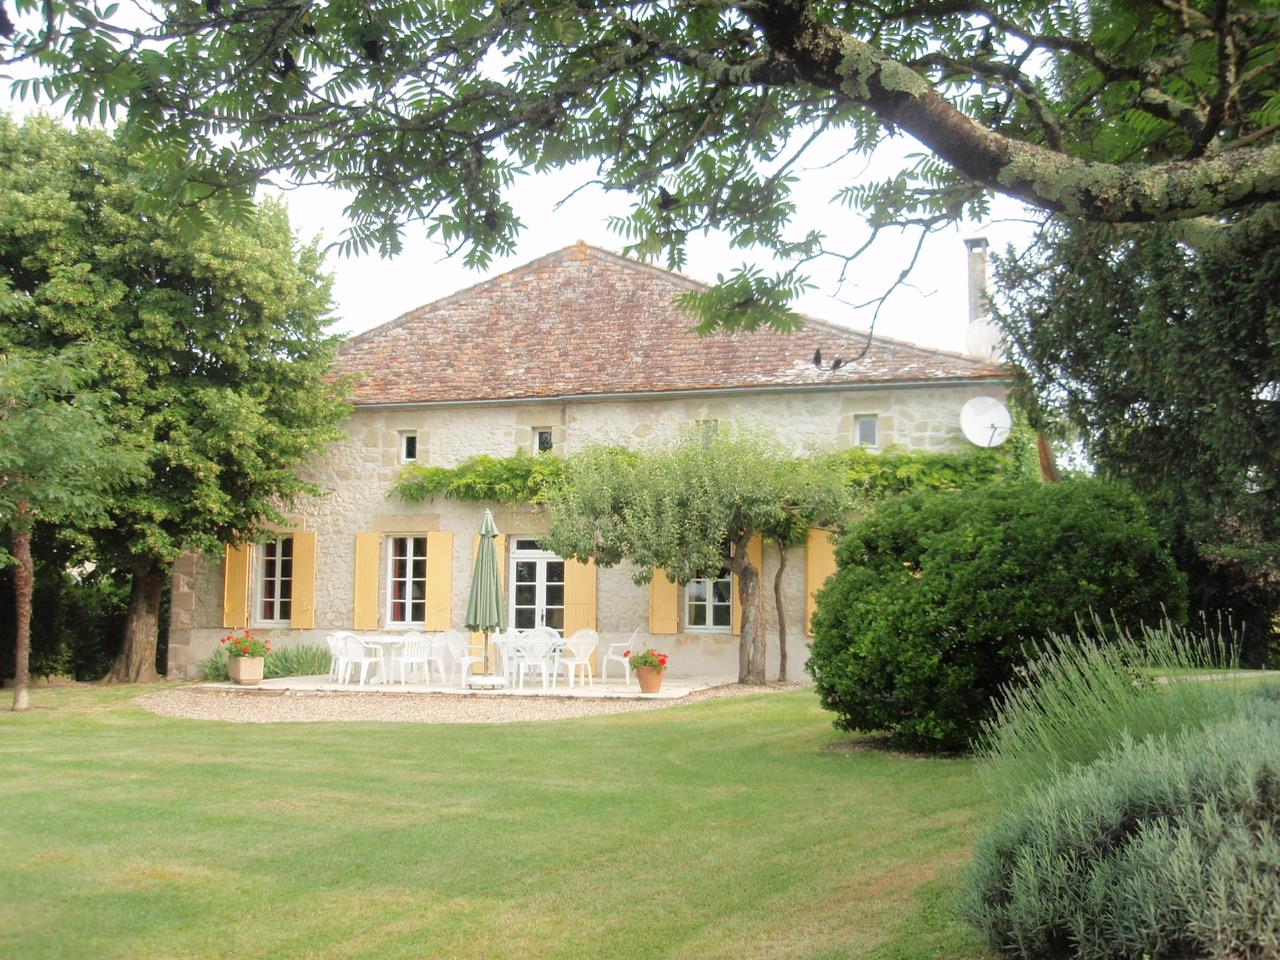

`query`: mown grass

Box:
[0,686,993,960]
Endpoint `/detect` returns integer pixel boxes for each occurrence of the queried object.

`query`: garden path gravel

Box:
[135,682,805,724]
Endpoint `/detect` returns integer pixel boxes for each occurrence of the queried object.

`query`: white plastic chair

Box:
[397,632,441,685]
[558,630,598,689]
[444,629,483,686]
[425,634,448,684]
[328,631,361,683]
[514,632,558,690]
[325,632,344,681]
[602,627,640,684]
[341,634,384,686]
[493,630,522,685]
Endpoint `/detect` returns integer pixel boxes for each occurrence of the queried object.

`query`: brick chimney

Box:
[963,237,1001,359]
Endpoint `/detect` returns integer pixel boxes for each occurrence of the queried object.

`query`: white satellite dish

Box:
[964,317,1002,359]
[960,397,1012,448]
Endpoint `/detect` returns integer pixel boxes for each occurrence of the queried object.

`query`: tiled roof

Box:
[338,243,1008,405]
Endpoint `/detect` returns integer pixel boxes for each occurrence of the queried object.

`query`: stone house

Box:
[166,242,1008,680]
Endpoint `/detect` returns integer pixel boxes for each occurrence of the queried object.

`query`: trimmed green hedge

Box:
[807,480,1184,750]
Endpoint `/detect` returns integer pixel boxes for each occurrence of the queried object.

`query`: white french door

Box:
[509,539,565,634]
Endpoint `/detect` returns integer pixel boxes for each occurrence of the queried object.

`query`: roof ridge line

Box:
[342,244,619,350]
[341,241,1000,370]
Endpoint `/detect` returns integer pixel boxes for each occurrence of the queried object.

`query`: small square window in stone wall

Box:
[535,428,554,452]
[856,415,879,448]
[400,432,418,462]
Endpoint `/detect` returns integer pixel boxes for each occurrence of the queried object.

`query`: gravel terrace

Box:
[136,682,807,724]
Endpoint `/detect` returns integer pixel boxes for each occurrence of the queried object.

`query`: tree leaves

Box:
[0,115,350,568]
[994,219,1280,659]
[0,347,143,565]
[4,0,1277,328]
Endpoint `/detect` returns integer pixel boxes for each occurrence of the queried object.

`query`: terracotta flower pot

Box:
[228,656,265,686]
[635,665,665,694]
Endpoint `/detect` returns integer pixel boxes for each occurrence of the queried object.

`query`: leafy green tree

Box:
[753,457,855,681]
[541,431,849,684]
[0,115,350,682]
[0,348,138,709]
[2,0,1277,326]
[995,221,1279,664]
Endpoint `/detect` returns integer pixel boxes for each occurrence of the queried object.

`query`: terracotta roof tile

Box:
[338,243,1008,405]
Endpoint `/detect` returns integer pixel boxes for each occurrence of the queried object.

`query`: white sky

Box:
[283,135,1037,351]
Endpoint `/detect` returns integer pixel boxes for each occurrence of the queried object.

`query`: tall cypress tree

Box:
[995,222,1279,663]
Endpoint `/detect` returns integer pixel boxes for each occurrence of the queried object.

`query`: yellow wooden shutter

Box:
[290,531,317,629]
[649,568,678,635]
[425,531,454,631]
[732,534,764,636]
[562,559,597,636]
[469,533,506,655]
[222,544,251,630]
[806,528,839,637]
[353,532,381,630]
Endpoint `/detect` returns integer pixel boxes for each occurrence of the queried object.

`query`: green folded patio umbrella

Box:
[464,508,507,682]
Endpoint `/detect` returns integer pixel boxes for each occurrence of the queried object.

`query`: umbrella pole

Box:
[483,629,491,676]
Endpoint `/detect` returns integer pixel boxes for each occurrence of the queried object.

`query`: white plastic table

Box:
[359,634,410,684]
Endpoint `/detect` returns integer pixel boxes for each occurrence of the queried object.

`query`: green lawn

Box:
[0,686,993,960]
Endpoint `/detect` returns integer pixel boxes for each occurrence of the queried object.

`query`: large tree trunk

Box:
[1037,432,1061,482]
[750,12,1280,227]
[11,503,33,711]
[731,532,768,685]
[106,561,167,683]
[773,540,788,682]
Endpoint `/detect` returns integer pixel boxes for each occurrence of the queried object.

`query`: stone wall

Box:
[167,382,1006,679]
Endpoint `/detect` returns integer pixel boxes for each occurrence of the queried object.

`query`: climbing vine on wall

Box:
[392,430,1037,508]
[394,452,569,505]
[827,428,1040,501]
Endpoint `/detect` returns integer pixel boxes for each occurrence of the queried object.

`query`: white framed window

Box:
[509,539,565,634]
[387,535,428,626]
[533,427,554,453]
[255,535,294,625]
[855,414,879,448]
[685,568,732,631]
[399,431,418,463]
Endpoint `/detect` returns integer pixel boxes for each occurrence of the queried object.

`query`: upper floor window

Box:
[534,428,554,453]
[685,568,732,631]
[256,535,293,624]
[399,431,418,463]
[855,414,879,448]
[387,535,427,625]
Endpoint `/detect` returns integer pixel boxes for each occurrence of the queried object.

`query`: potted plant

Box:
[628,647,669,694]
[222,629,271,686]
